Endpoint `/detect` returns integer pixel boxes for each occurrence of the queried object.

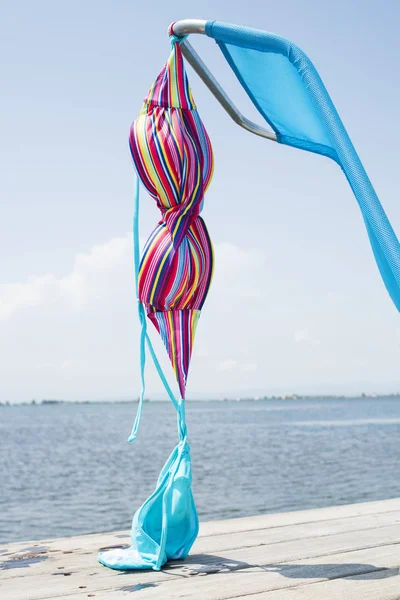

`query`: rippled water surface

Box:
[1,397,400,543]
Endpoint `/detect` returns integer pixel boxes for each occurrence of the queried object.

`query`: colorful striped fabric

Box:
[129,41,214,399]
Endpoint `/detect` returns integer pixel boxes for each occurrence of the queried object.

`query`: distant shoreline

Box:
[1,393,400,406]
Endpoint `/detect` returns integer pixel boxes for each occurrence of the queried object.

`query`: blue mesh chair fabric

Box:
[205,21,400,310]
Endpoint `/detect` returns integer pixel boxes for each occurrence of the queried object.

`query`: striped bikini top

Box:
[129,41,214,249]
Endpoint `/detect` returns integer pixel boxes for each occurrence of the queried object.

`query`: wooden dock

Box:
[1,498,400,600]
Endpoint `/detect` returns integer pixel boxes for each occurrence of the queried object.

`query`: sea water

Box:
[1,397,400,543]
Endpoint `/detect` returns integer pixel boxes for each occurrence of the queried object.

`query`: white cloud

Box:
[0,236,131,320]
[241,363,258,372]
[0,237,264,322]
[0,236,270,401]
[217,359,238,372]
[0,234,398,402]
[215,360,257,374]
[215,242,265,273]
[294,330,320,346]
[294,330,307,343]
[211,242,266,299]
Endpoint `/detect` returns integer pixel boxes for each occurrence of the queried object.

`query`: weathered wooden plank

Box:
[199,497,400,537]
[38,544,400,600]
[197,510,400,553]
[2,505,399,563]
[2,500,399,600]
[3,497,399,557]
[2,509,399,585]
[0,531,129,557]
[230,568,400,600]
[2,525,400,599]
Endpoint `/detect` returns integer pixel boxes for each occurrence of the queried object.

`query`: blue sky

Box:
[1,0,399,402]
